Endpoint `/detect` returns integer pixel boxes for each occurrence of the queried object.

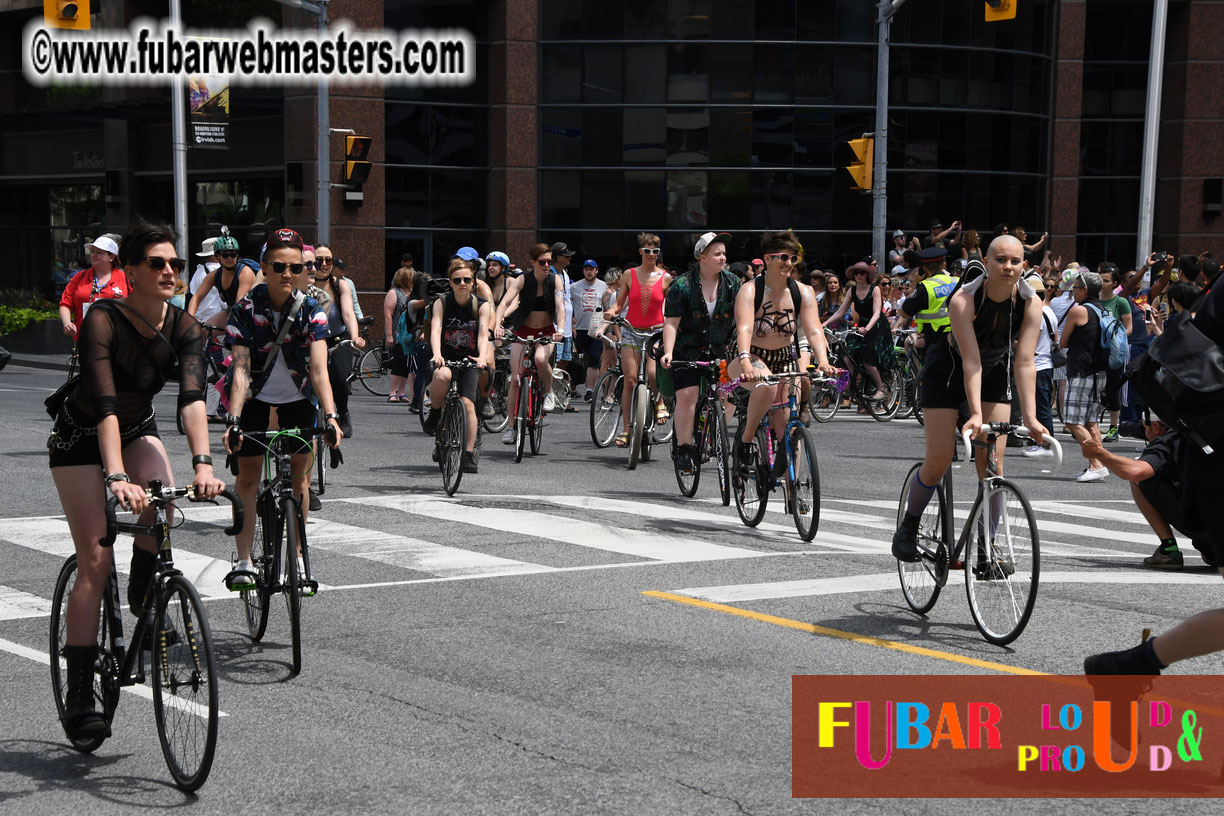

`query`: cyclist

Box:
[186,228,255,330]
[891,235,1048,561]
[660,232,740,473]
[423,259,492,474]
[222,229,343,591]
[597,232,673,447]
[48,223,225,742]
[822,261,890,402]
[484,250,513,309]
[494,243,567,443]
[313,245,365,439]
[730,230,834,463]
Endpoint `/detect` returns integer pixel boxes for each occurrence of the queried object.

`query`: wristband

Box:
[105,472,130,487]
[325,412,340,420]
[738,351,751,360]
[192,455,213,468]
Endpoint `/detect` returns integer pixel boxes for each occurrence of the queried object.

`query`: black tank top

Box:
[217,266,242,307]
[1066,300,1101,378]
[960,284,1027,372]
[441,293,484,361]
[512,272,555,329]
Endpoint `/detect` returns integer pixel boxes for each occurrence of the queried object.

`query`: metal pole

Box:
[872,0,895,268]
[1136,0,1168,270]
[169,0,188,259]
[317,0,330,245]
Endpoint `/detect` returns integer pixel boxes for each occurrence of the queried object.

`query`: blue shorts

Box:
[556,336,573,362]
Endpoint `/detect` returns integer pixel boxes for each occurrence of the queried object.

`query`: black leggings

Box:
[327,341,353,416]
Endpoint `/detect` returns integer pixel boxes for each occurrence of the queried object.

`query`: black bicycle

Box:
[49,483,243,791]
[482,337,513,434]
[351,315,392,397]
[432,358,484,495]
[176,321,229,436]
[318,338,357,497]
[227,425,340,676]
[668,360,732,505]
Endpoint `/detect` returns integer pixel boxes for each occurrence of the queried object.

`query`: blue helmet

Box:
[485,251,510,268]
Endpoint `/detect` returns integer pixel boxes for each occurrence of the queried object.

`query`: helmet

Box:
[214,234,240,252]
[485,251,510,268]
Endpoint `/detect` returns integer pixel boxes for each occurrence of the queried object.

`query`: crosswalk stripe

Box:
[675,570,1223,603]
[0,585,52,621]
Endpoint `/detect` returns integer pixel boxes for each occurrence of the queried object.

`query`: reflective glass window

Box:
[709,109,752,166]
[385,167,430,227]
[754,0,795,41]
[623,107,667,166]
[669,44,710,102]
[1080,121,1143,178]
[667,0,712,39]
[750,171,791,227]
[542,170,581,229]
[584,46,624,104]
[583,171,624,229]
[834,47,874,105]
[541,108,583,166]
[431,169,486,229]
[708,171,749,228]
[796,0,837,41]
[793,110,833,168]
[752,109,794,166]
[754,44,795,103]
[710,45,754,103]
[625,46,668,103]
[667,108,709,165]
[624,0,667,38]
[795,46,834,104]
[542,45,582,103]
[386,104,431,166]
[541,0,582,39]
[666,170,709,229]
[583,108,624,166]
[624,171,666,226]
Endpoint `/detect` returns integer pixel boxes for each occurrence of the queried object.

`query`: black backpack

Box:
[1126,317,1224,454]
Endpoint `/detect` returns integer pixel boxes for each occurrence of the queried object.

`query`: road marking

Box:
[0,585,52,621]
[641,591,1047,675]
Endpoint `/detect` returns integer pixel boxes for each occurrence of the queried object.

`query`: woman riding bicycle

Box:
[891,235,1048,561]
[730,230,834,463]
[493,243,567,443]
[660,231,740,474]
[48,223,225,742]
[822,261,891,402]
[423,259,492,474]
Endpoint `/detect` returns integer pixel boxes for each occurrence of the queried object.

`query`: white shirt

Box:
[570,278,608,332]
[254,311,307,404]
[190,262,224,323]
[1050,291,1075,327]
[1034,305,1057,372]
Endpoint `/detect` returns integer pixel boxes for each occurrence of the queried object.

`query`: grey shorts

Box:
[1064,375,1102,426]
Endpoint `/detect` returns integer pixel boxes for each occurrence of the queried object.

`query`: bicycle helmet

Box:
[214,229,240,253]
[486,251,510,268]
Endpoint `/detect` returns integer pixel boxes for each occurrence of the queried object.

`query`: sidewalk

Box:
[5,352,71,373]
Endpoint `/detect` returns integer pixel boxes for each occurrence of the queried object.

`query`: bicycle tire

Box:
[589,370,623,448]
[628,382,648,469]
[482,367,511,434]
[284,502,303,675]
[652,395,675,445]
[441,398,465,496]
[896,462,947,615]
[867,368,903,421]
[315,435,327,496]
[963,478,1040,646]
[673,422,701,498]
[715,406,731,506]
[914,382,925,426]
[356,347,391,396]
[810,381,841,423]
[732,421,769,526]
[530,379,544,455]
[49,555,118,753]
[152,575,219,792]
[788,425,821,541]
[241,495,272,641]
[514,378,529,464]
[176,408,187,436]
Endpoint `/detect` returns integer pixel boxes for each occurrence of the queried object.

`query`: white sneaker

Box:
[1076,466,1108,483]
[1022,445,1053,458]
[543,392,557,413]
[502,427,516,445]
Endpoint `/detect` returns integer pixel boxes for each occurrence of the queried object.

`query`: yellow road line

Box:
[642,590,1049,676]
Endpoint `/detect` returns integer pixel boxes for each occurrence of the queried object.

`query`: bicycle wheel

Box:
[356,347,390,396]
[867,368,903,421]
[788,425,821,541]
[440,398,465,495]
[152,575,219,792]
[482,367,511,434]
[964,479,1040,646]
[627,382,648,470]
[241,496,272,641]
[589,370,622,448]
[732,422,769,526]
[529,379,544,455]
[50,556,119,753]
[896,463,947,615]
[315,435,327,496]
[652,395,676,445]
[673,421,702,498]
[283,502,303,675]
[715,406,732,506]
[913,381,925,426]
[514,379,529,463]
[810,381,840,423]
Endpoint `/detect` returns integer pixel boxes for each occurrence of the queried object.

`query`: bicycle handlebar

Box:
[960,423,1064,477]
[101,485,243,548]
[225,425,342,475]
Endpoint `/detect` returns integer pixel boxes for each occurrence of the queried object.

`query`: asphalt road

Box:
[1,361,1220,813]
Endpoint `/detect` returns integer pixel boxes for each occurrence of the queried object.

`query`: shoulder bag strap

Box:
[259,290,305,374]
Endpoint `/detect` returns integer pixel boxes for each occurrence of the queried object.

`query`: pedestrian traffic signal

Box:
[845,137,873,192]
[44,0,90,29]
[343,135,372,188]
[985,0,1017,21]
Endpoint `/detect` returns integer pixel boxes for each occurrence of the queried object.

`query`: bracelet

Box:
[192,454,213,468]
[105,472,130,487]
[737,351,751,360]
[325,412,340,420]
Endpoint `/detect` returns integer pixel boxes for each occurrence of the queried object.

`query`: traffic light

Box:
[343,135,372,188]
[985,0,1017,21]
[44,0,90,29]
[845,137,873,192]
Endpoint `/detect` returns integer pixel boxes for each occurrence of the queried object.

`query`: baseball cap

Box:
[196,237,217,257]
[550,242,576,257]
[269,228,303,247]
[892,230,905,239]
[693,231,732,259]
[453,246,479,261]
[929,218,944,229]
[751,258,764,266]
[84,236,119,256]
[583,258,598,268]
[1059,268,1079,291]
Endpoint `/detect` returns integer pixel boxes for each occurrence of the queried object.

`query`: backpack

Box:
[1085,303,1128,373]
[394,290,416,356]
[1126,318,1224,454]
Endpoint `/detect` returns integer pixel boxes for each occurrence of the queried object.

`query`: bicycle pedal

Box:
[300,581,318,597]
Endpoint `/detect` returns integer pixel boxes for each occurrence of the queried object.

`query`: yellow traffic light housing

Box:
[343,135,372,187]
[44,0,90,30]
[846,137,873,192]
[985,0,1017,22]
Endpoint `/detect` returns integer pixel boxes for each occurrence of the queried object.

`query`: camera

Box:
[1153,251,1169,263]
[1117,421,1147,440]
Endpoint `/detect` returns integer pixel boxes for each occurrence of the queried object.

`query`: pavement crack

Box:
[671,778,754,815]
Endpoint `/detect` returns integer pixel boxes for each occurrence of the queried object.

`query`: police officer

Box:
[896,246,957,357]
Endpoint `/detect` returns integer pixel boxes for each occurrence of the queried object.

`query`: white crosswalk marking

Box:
[0,585,52,621]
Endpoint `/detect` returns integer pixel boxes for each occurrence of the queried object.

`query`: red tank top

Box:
[626,267,665,328]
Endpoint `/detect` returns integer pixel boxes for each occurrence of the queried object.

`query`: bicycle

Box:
[432,358,484,495]
[49,483,243,791]
[319,338,357,496]
[604,316,671,469]
[176,321,229,436]
[731,369,839,541]
[668,360,732,505]
[589,334,624,448]
[481,338,513,434]
[227,425,340,676]
[895,422,1063,645]
[892,328,924,425]
[350,315,392,397]
[819,329,903,421]
[512,335,554,464]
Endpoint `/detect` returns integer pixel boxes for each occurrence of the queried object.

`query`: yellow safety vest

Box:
[914,273,956,334]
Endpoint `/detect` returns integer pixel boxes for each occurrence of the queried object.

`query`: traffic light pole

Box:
[873,0,905,268]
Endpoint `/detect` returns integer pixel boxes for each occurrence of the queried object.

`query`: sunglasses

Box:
[535,258,552,266]
[269,261,306,275]
[304,261,317,270]
[641,248,661,255]
[318,257,334,265]
[451,277,473,285]
[880,281,892,287]
[766,253,800,263]
[142,256,186,273]
[217,251,239,259]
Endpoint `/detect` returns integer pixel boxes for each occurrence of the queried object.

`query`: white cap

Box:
[196,237,217,257]
[84,236,119,256]
[694,231,731,259]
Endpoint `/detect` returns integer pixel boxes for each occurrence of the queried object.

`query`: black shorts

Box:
[47,404,160,468]
[921,344,1010,409]
[436,361,481,402]
[581,332,604,369]
[238,398,317,458]
[1138,476,1200,540]
[671,365,707,392]
[388,344,410,378]
[1101,368,1124,411]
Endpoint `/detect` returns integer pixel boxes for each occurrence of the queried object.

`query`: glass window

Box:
[542,45,582,103]
[711,3,753,40]
[624,171,666,227]
[791,172,832,229]
[583,0,625,39]
[541,0,582,39]
[752,109,794,166]
[583,108,624,166]
[904,48,940,106]
[836,1,874,41]
[1077,179,1139,235]
[583,171,624,229]
[708,171,749,228]
[667,0,712,39]
[623,107,667,165]
[385,104,430,166]
[795,46,834,104]
[432,106,482,167]
[541,108,583,167]
[904,112,938,170]
[936,113,967,171]
[667,108,709,165]
[1080,121,1143,178]
[432,169,486,229]
[541,170,581,229]
[1084,2,1152,62]
[625,46,667,103]
[624,0,667,39]
[793,110,833,168]
[1082,64,1148,118]
[966,52,993,108]
[385,167,430,227]
[710,44,754,103]
[796,0,837,40]
[668,44,710,102]
[754,0,796,41]
[754,44,795,103]
[584,46,623,104]
[834,47,874,106]
[666,170,709,229]
[750,171,791,227]
[709,109,752,166]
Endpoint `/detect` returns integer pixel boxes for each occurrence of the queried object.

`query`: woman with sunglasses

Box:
[186,229,255,331]
[313,245,365,439]
[49,223,225,743]
[423,260,492,474]
[822,262,891,401]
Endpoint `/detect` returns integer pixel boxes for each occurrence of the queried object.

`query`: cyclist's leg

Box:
[51,465,112,645]
[233,457,263,563]
[976,401,1012,479]
[507,340,525,420]
[120,435,176,612]
[673,384,700,446]
[731,355,775,446]
[796,347,812,409]
[424,364,451,431]
[534,341,553,395]
[620,344,640,433]
[457,368,480,452]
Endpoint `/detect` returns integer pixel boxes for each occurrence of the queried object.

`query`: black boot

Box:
[128,547,157,616]
[62,645,109,741]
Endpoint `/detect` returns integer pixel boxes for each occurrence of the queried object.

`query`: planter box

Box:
[0,318,73,356]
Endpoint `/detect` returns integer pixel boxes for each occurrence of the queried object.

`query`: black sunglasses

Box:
[304,261,317,270]
[318,257,334,265]
[269,261,306,275]
[142,256,186,273]
[451,276,473,285]
[217,251,239,259]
